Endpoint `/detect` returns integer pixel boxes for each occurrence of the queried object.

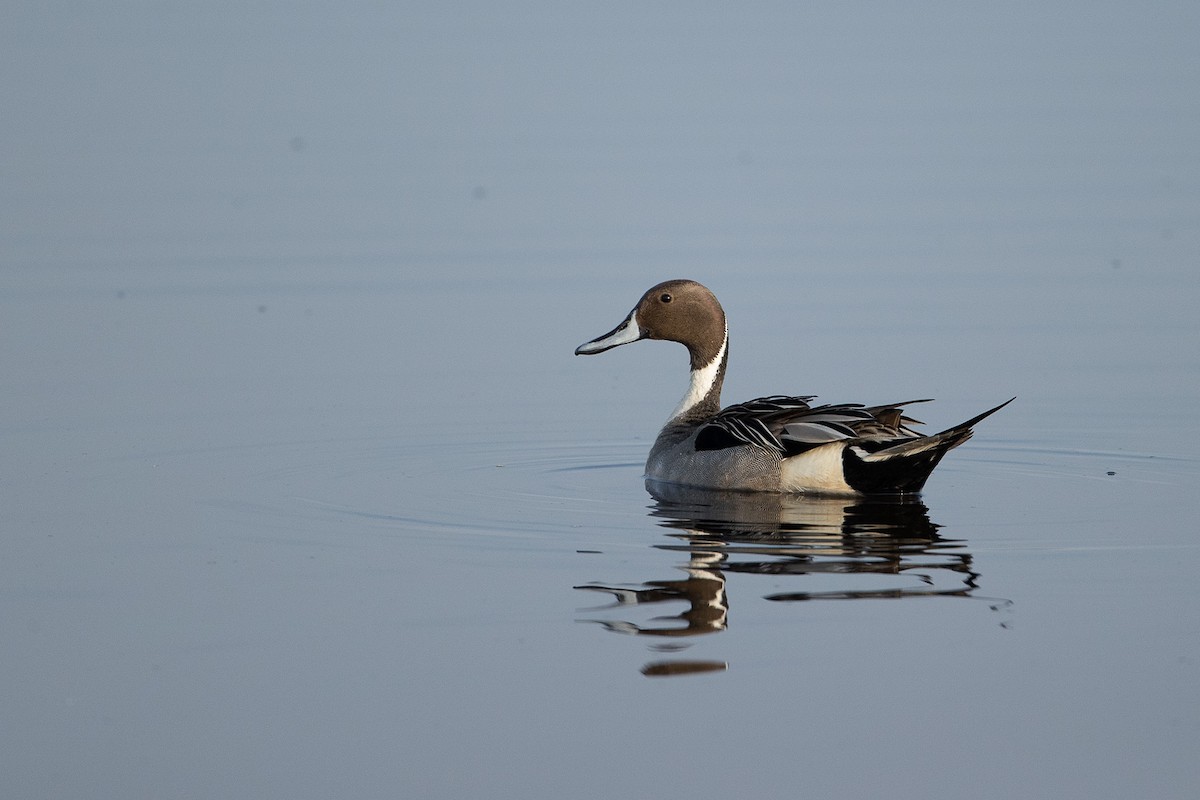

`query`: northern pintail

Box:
[575,279,1012,495]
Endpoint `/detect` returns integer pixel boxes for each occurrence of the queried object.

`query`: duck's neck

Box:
[668,328,728,423]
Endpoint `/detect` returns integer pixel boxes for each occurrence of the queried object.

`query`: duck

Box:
[575,279,1012,495]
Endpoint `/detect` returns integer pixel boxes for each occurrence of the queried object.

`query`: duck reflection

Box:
[576,481,981,676]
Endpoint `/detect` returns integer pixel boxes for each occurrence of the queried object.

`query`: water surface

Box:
[3,4,1199,799]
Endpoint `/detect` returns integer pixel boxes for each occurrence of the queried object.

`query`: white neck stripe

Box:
[668,326,727,422]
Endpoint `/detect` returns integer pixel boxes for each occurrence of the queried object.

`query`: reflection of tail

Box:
[844,397,1015,493]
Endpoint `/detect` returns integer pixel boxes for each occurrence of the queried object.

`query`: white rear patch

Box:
[780,442,855,494]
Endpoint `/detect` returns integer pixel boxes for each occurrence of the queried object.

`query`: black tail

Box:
[842,397,1015,494]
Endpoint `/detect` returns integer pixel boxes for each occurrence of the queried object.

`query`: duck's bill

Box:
[575,314,644,355]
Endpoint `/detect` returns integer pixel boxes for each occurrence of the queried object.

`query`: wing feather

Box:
[694,395,932,455]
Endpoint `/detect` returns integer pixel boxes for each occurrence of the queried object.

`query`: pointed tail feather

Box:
[856,397,1015,463]
[842,397,1014,493]
[944,396,1016,433]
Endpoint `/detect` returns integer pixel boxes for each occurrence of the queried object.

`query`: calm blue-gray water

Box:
[3,4,1199,799]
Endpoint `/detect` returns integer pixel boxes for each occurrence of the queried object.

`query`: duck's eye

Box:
[660,292,672,303]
